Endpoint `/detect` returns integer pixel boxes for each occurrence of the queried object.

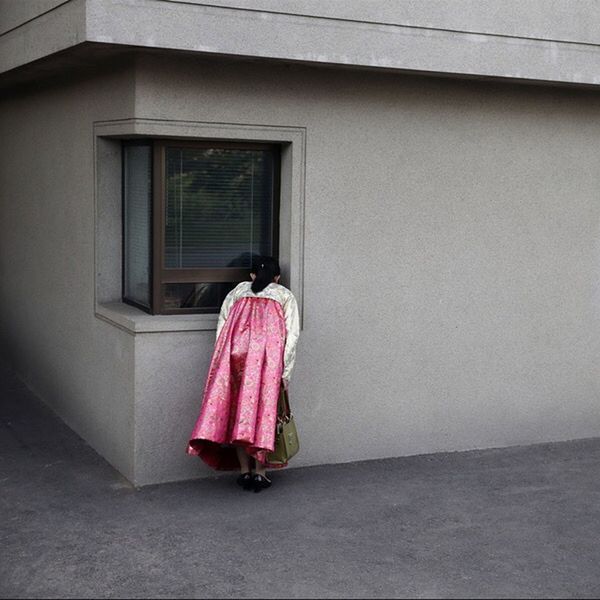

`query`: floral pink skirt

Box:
[186,296,288,470]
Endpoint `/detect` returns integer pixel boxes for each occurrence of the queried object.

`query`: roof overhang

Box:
[3,0,600,91]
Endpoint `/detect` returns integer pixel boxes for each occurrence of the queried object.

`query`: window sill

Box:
[95,302,218,334]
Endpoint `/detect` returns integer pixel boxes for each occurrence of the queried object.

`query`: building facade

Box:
[2,0,600,486]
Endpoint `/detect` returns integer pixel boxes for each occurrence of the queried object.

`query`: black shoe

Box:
[252,474,272,493]
[236,472,254,491]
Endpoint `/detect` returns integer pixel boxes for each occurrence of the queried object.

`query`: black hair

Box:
[250,256,281,294]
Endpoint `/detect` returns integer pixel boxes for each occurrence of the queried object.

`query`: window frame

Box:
[122,137,281,316]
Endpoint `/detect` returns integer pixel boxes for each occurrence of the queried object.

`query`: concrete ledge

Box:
[0,0,86,75]
[96,301,218,333]
[85,0,600,87]
[4,0,600,88]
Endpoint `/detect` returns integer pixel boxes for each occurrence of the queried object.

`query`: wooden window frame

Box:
[123,138,281,315]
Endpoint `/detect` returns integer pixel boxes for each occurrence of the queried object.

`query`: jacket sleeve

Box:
[215,285,239,342]
[281,292,300,382]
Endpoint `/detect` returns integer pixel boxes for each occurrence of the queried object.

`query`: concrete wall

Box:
[3,47,600,487]
[5,1,600,88]
[2,0,598,42]
[0,63,137,481]
[0,0,66,34]
[132,53,600,484]
[202,0,600,43]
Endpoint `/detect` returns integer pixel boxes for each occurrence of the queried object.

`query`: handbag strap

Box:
[278,386,292,420]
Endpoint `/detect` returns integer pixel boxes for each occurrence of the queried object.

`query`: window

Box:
[122,139,281,314]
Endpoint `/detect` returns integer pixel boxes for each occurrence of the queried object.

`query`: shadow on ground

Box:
[1,359,600,599]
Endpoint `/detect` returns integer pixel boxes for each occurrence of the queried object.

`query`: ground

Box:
[1,359,600,599]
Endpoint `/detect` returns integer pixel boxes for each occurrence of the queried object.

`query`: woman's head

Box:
[250,256,281,294]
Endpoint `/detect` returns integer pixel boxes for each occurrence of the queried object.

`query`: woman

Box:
[186,256,300,493]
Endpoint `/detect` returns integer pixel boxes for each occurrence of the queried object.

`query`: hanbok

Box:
[186,281,300,470]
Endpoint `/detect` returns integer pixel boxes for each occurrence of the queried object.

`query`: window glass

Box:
[164,147,275,269]
[122,141,279,315]
[163,282,237,311]
[123,143,152,308]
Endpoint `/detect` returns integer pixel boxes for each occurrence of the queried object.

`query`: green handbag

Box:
[266,386,300,465]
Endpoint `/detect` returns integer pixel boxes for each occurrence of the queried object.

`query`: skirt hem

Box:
[187,438,288,471]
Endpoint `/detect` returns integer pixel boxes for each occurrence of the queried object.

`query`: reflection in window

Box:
[165,148,275,269]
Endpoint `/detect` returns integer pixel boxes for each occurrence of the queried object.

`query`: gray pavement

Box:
[2,358,600,599]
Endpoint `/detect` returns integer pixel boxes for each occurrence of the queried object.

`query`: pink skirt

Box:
[186,296,288,470]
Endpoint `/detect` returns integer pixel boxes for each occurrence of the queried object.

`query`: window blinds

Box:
[164,147,275,269]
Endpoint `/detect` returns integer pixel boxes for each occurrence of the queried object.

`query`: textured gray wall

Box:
[131,54,600,484]
[4,0,600,43]
[5,1,600,88]
[202,0,600,42]
[0,64,137,481]
[0,0,66,34]
[3,51,600,487]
